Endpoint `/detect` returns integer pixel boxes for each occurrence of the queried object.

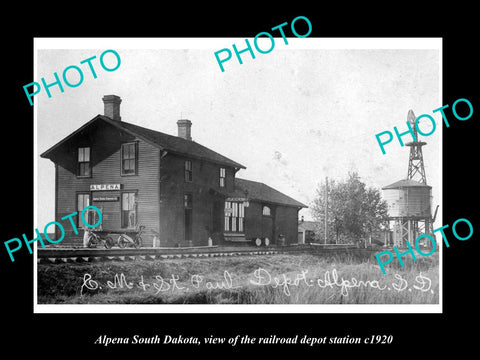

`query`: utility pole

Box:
[324,176,328,244]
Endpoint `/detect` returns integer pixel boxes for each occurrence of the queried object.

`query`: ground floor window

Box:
[77,193,91,228]
[184,193,193,241]
[121,192,137,228]
[224,201,244,232]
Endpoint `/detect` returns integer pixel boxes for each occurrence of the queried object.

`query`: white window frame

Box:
[219,167,226,187]
[121,192,137,229]
[121,142,137,176]
[185,160,193,182]
[77,193,91,228]
[262,205,271,216]
[77,147,91,177]
[225,201,244,233]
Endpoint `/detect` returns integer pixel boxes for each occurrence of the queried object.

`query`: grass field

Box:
[37,251,439,304]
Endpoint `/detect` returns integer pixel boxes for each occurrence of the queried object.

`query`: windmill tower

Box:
[405,110,427,184]
[382,110,437,247]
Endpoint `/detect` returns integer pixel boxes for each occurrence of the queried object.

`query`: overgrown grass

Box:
[37,252,439,304]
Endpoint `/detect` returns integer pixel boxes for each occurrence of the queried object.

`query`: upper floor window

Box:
[219,167,226,187]
[185,160,192,182]
[77,147,91,177]
[121,142,137,175]
[262,206,271,216]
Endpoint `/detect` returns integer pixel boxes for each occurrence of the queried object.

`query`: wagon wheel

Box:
[255,238,262,246]
[134,236,142,248]
[264,237,270,246]
[104,236,114,249]
[118,235,127,248]
[87,234,96,248]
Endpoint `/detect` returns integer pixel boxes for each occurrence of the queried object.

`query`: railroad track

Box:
[36,244,363,264]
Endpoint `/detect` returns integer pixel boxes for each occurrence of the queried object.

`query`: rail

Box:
[37,243,377,264]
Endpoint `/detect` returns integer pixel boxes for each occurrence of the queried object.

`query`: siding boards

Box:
[243,201,299,245]
[54,121,160,246]
[49,118,303,248]
[244,202,262,240]
[159,153,233,246]
[275,206,300,245]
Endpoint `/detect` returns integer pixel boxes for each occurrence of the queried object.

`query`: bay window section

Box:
[224,201,244,233]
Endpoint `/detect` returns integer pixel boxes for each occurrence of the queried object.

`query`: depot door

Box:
[211,201,223,234]
[184,194,193,242]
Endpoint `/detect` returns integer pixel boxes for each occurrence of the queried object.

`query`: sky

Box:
[35,38,442,229]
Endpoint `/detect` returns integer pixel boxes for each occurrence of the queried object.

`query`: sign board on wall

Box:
[90,184,121,191]
[93,196,119,201]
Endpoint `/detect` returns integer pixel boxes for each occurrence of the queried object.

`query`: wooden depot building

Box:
[40,95,307,247]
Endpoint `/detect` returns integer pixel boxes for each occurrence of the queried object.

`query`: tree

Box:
[311,178,348,244]
[362,186,389,243]
[311,172,389,244]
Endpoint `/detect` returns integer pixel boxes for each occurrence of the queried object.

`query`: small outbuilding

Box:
[297,220,321,244]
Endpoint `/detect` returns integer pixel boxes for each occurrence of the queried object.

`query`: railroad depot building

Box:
[41,95,306,247]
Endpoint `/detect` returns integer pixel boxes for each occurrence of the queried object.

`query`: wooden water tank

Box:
[382,179,432,218]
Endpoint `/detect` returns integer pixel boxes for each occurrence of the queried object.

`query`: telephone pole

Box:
[324,176,328,244]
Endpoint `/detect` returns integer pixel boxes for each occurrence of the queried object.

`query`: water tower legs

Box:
[391,218,435,249]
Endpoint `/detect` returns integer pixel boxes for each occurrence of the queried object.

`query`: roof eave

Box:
[163,148,246,169]
[99,116,165,152]
[40,115,166,160]
[40,115,102,159]
[247,197,308,209]
[40,115,246,170]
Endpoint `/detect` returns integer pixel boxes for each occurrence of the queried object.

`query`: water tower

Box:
[382,110,438,247]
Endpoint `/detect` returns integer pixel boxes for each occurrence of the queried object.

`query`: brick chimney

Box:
[177,119,192,141]
[102,95,122,121]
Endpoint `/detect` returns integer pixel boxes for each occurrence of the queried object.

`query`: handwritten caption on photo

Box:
[4,205,102,262]
[81,267,434,298]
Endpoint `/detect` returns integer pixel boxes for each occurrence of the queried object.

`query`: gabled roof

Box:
[230,178,307,208]
[382,179,431,190]
[40,115,246,169]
